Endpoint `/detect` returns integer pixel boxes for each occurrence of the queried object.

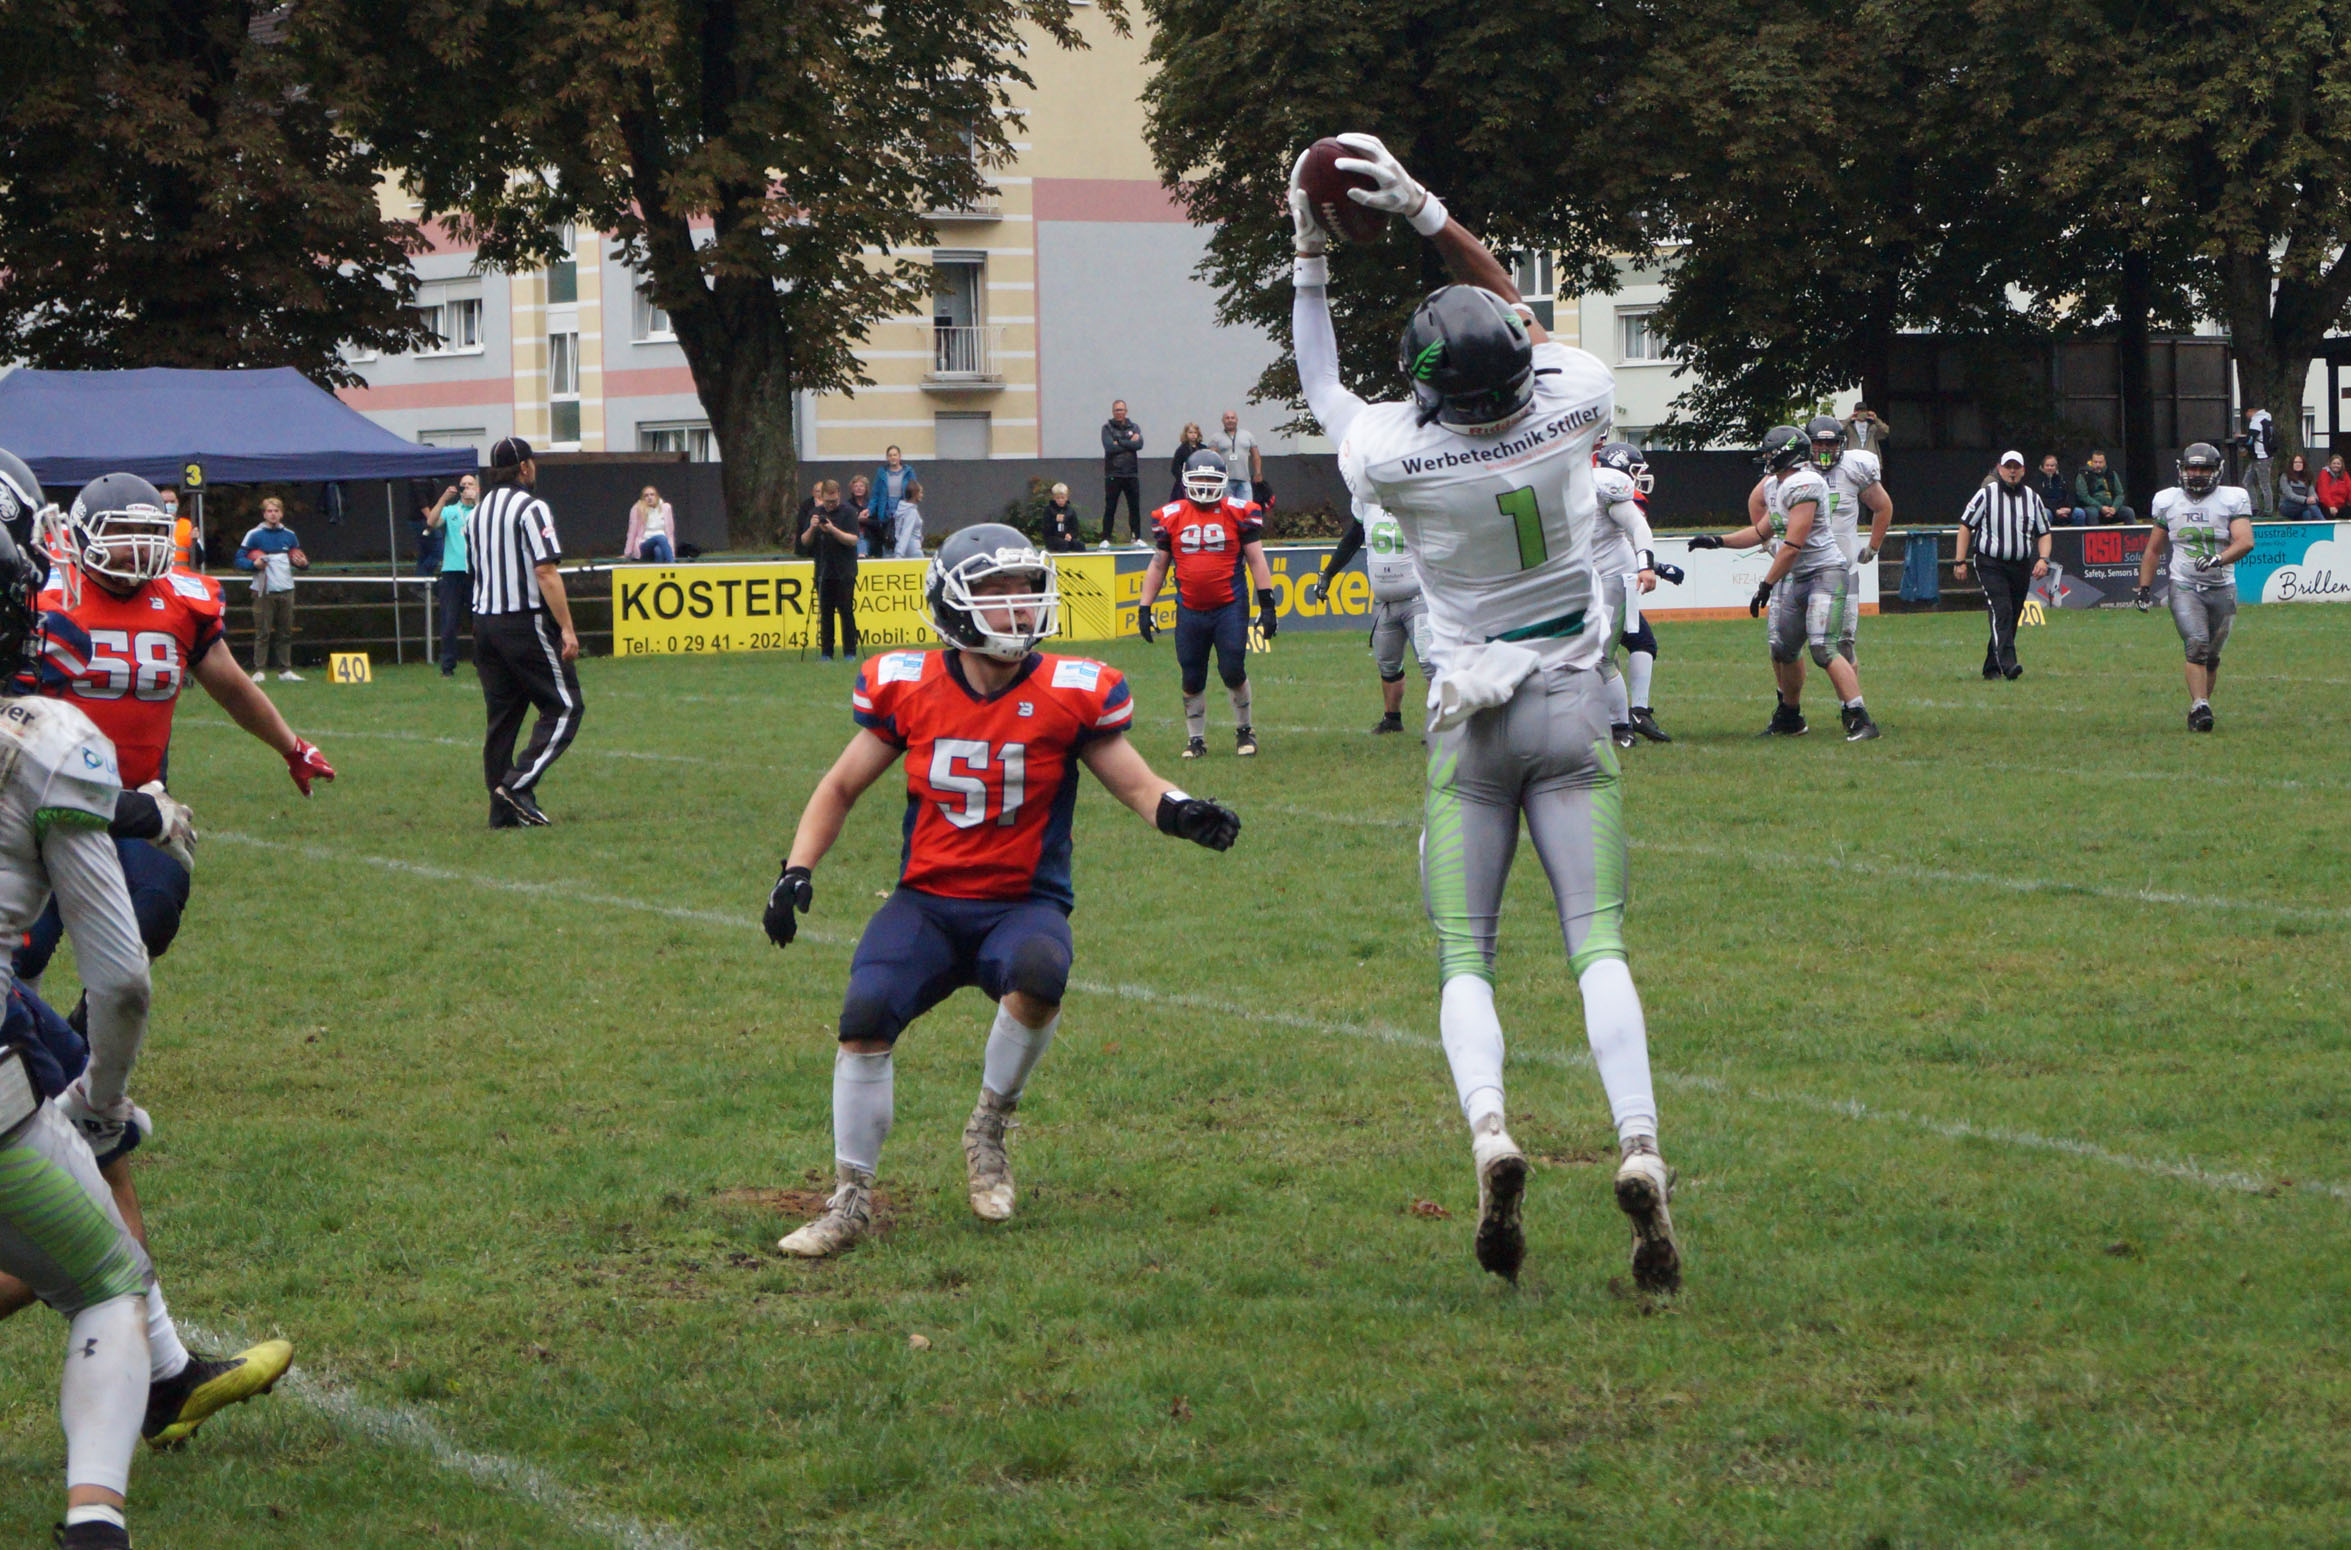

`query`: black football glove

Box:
[2134,585,2153,611]
[1687,534,1724,551]
[1136,606,1158,643]
[1302,573,1331,605]
[1157,791,1241,851]
[1652,561,1686,586]
[764,862,813,947]
[1256,588,1279,640]
[1749,578,1774,618]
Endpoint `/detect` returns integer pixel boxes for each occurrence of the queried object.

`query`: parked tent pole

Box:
[386,483,404,665]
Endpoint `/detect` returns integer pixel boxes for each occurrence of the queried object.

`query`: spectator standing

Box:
[799,479,861,660]
[1169,422,1205,504]
[2032,454,2076,525]
[426,474,479,677]
[1843,403,1890,456]
[890,481,925,557]
[470,437,583,827]
[2315,454,2351,518]
[2238,407,2279,518]
[868,446,917,540]
[236,497,307,681]
[2073,451,2134,523]
[848,475,880,556]
[624,484,675,563]
[1209,409,1264,504]
[2279,453,2315,520]
[1101,399,1145,546]
[1042,483,1085,552]
[1955,451,2052,681]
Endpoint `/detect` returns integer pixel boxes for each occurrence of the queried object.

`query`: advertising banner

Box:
[2035,522,2351,609]
[1632,538,1880,622]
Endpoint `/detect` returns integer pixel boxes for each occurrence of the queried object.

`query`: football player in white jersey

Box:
[2134,442,2253,732]
[1591,443,1679,745]
[1305,487,1432,733]
[1805,415,1893,664]
[1693,427,1882,740]
[1289,135,1678,1292]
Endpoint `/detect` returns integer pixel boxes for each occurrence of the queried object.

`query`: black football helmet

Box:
[1805,414,1846,469]
[1398,285,1536,432]
[1595,442,1654,496]
[2178,442,2223,498]
[1182,447,1230,505]
[925,521,1059,661]
[0,522,46,696]
[1758,425,1809,473]
[68,471,174,591]
[0,449,45,553]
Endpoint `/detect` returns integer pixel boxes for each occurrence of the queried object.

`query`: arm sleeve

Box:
[108,789,163,841]
[1610,498,1656,558]
[1293,282,1368,446]
[624,508,645,555]
[1324,517,1366,576]
[40,822,149,1109]
[527,501,563,562]
[1960,490,1985,532]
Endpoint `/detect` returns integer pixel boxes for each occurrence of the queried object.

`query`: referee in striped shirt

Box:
[471,437,583,827]
[1955,449,2053,681]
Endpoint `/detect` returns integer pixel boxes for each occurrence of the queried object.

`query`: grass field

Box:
[2,602,2349,1547]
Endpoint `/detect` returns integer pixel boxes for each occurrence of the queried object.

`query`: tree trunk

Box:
[2117,248,2157,505]
[666,268,801,552]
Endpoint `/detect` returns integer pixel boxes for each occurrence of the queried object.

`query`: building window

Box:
[934,411,991,460]
[548,330,581,447]
[1510,251,1554,332]
[546,223,578,306]
[419,428,485,453]
[2305,408,2319,446]
[638,422,719,462]
[415,291,484,355]
[931,253,990,375]
[1618,308,1667,363]
[632,283,672,342]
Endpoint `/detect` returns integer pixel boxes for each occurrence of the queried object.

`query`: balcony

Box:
[924,324,1006,388]
[925,190,1002,222]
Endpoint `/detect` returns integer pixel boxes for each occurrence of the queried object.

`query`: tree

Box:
[1141,0,1646,428]
[0,0,432,384]
[327,0,1116,545]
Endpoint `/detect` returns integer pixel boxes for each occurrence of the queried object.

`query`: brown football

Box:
[1298,137,1386,243]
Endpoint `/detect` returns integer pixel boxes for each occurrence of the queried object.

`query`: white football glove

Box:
[138,780,196,871]
[1333,133,1449,235]
[1285,150,1328,258]
[58,1076,152,1167]
[2196,551,2229,573]
[1855,545,1878,566]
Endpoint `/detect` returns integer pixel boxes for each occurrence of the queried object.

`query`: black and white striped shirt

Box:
[469,483,564,616]
[1961,480,2050,561]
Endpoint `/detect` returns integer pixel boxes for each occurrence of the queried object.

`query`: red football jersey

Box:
[1152,498,1263,609]
[35,570,227,788]
[852,648,1134,907]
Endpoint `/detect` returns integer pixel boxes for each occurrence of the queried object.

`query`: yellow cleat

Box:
[143,1339,293,1448]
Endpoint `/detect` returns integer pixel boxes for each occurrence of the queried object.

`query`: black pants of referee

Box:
[476,611,584,804]
[1977,555,2034,677]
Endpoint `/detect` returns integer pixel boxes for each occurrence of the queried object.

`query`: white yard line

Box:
[208,832,2350,1206]
[181,1324,703,1550]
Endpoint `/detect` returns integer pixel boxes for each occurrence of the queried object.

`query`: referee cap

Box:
[491,436,535,469]
[1998,449,2025,466]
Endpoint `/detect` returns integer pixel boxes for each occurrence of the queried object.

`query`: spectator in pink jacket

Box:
[624,485,675,563]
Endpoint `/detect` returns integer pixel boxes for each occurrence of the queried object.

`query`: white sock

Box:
[1843,696,1865,710]
[1603,662,1630,723]
[1183,693,1207,741]
[144,1277,189,1383]
[60,1293,146,1500]
[831,1050,894,1173]
[1578,958,1656,1143]
[1627,650,1656,710]
[2192,696,2209,709]
[1227,681,1252,727]
[1438,975,1507,1132]
[980,1004,1058,1102]
[65,1505,126,1531]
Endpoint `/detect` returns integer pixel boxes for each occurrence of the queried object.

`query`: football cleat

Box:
[1372,711,1405,735]
[1761,700,1808,737]
[52,1523,131,1548]
[1181,736,1207,760]
[2188,703,2215,733]
[1613,1136,1681,1294]
[492,784,551,826]
[1841,704,1881,742]
[1470,1117,1528,1282]
[1628,707,1672,743]
[1234,726,1258,757]
[143,1339,293,1448]
[962,1089,1018,1222]
[1982,661,2002,680]
[2002,665,2024,681]
[1610,722,1637,749]
[779,1167,873,1258]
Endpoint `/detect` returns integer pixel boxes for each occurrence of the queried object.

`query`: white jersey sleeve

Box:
[1766,469,1844,575]
[1293,281,1368,448]
[1590,467,1653,573]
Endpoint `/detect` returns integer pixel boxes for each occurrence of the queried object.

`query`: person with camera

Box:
[1842,404,1890,457]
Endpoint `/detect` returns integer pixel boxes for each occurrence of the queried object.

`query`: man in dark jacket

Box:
[1101,400,1144,545]
[2074,451,2134,524]
[2032,454,2076,525]
[797,480,862,660]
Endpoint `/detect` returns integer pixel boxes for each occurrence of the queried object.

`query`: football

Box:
[1298,137,1386,243]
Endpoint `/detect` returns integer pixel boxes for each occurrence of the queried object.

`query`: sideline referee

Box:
[1955,449,2052,681]
[471,436,583,827]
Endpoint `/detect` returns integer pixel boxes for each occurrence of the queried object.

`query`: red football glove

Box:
[285,738,335,796]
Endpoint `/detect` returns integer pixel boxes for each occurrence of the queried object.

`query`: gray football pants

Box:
[2170,583,2237,665]
[1422,666,1628,983]
[1766,566,1850,668]
[1370,595,1431,682]
[0,1104,151,1317]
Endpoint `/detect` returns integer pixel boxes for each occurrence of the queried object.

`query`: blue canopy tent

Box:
[0,367,476,662]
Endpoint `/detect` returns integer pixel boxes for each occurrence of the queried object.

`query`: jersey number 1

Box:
[1495,487,1550,569]
[930,739,1027,830]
